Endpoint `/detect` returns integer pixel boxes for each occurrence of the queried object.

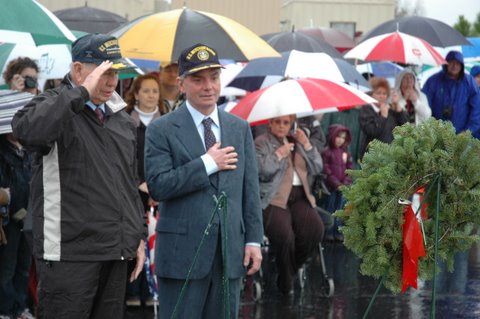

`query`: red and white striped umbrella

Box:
[344,31,446,66]
[228,78,376,124]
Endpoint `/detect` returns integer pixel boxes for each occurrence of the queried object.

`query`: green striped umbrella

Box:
[0,0,76,45]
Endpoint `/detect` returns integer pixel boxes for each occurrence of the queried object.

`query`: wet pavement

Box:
[125,242,480,319]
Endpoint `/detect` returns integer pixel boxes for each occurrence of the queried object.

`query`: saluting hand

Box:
[81,61,113,97]
[207,142,238,171]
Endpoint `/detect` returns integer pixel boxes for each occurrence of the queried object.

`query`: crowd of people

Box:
[0,31,479,319]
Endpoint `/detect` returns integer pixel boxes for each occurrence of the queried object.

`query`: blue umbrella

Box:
[462,37,480,59]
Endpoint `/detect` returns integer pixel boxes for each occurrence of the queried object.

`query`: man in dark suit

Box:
[144,44,263,318]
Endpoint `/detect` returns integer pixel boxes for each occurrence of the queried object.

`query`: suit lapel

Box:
[218,111,233,190]
[173,106,206,160]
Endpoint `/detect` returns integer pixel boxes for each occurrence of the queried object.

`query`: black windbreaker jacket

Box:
[12,75,145,261]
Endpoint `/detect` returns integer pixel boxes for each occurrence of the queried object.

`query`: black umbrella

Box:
[261,31,344,58]
[361,16,470,47]
[54,6,127,34]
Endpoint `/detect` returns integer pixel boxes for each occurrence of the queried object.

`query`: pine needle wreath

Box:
[336,119,480,293]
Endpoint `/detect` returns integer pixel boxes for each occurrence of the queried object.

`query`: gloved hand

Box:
[0,217,7,245]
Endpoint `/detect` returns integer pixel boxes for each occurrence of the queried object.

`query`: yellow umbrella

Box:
[110,8,280,63]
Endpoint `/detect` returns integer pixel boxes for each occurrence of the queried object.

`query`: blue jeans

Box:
[0,221,32,317]
[324,190,345,236]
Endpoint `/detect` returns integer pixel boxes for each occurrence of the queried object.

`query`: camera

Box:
[442,105,452,120]
[24,75,38,89]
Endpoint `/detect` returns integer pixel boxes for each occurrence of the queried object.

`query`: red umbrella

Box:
[344,31,446,66]
[298,28,355,52]
[228,78,376,124]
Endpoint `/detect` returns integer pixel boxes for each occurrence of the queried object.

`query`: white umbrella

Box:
[345,31,446,66]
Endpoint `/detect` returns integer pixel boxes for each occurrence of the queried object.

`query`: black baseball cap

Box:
[71,33,136,71]
[178,43,223,76]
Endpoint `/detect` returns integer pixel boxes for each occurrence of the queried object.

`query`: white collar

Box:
[185,101,220,128]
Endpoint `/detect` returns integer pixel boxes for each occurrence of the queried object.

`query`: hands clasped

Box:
[207,142,238,170]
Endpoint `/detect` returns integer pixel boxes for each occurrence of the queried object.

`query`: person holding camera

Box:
[422,50,480,138]
[3,57,39,95]
[255,114,324,295]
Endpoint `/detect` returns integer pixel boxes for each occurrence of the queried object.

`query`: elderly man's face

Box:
[76,63,119,104]
[447,60,462,79]
[178,68,220,114]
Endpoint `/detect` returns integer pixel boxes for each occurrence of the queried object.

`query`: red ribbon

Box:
[401,204,426,293]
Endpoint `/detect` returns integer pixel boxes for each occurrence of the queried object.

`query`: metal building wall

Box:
[170,0,282,35]
[281,0,395,38]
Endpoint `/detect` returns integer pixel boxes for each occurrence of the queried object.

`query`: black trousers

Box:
[36,259,127,319]
[263,186,324,293]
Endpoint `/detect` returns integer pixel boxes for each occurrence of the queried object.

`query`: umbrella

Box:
[355,61,404,78]
[228,50,370,92]
[110,8,279,63]
[228,78,376,124]
[344,31,446,66]
[0,90,34,134]
[220,63,246,97]
[361,16,470,47]
[54,6,128,34]
[0,0,76,45]
[298,28,355,52]
[355,61,404,87]
[261,31,343,58]
[463,37,480,59]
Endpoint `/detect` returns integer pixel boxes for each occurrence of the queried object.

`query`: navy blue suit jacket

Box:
[144,104,263,279]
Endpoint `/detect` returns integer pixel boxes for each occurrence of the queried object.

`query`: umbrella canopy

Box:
[355,61,404,87]
[361,16,470,47]
[0,0,76,45]
[261,31,343,58]
[54,6,128,34]
[0,90,34,134]
[462,37,480,59]
[110,8,279,63]
[344,31,446,66]
[228,78,376,124]
[228,50,370,92]
[298,28,355,52]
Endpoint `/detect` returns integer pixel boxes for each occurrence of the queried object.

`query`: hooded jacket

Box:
[422,50,480,138]
[12,75,145,262]
[393,69,432,125]
[321,125,353,192]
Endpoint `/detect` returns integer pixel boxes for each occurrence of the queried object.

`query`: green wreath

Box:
[336,119,480,293]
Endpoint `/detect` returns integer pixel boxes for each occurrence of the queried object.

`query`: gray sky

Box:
[403,0,479,26]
